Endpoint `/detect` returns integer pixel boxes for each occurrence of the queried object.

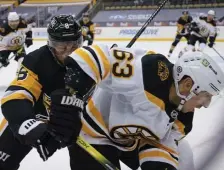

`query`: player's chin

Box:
[195,105,203,109]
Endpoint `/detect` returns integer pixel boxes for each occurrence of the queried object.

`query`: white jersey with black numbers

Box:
[191,17,216,38]
[69,45,176,145]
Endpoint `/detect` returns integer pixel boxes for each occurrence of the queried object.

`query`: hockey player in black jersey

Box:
[168,10,192,57]
[0,12,32,68]
[0,14,84,170]
[79,12,95,45]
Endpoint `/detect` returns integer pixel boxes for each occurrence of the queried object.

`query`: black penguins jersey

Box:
[1,45,67,125]
[177,16,193,34]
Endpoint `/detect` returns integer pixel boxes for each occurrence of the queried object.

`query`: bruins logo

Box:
[11,36,22,45]
[158,61,169,81]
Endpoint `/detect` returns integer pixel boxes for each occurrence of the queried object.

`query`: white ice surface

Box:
[0,40,224,170]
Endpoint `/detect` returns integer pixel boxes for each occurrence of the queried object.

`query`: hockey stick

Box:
[74,2,168,169]
[76,136,120,170]
[126,0,168,48]
[212,46,224,61]
[0,47,24,69]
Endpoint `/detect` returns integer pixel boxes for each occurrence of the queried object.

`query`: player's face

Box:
[182,91,212,112]
[8,20,19,29]
[207,14,214,21]
[83,17,89,23]
[49,37,83,63]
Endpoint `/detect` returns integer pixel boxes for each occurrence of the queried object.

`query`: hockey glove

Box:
[25,37,33,48]
[208,42,214,48]
[17,119,61,161]
[25,31,33,48]
[49,89,83,146]
[208,36,215,48]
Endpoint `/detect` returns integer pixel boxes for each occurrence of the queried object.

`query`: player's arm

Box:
[177,17,185,33]
[20,19,33,48]
[89,22,95,40]
[1,54,60,161]
[0,24,8,46]
[208,21,217,48]
[65,44,110,99]
[48,45,110,146]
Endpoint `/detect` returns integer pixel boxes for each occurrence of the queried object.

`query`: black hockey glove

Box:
[49,89,83,146]
[25,31,33,48]
[16,119,61,161]
[25,37,33,48]
[189,22,199,33]
[208,36,215,48]
[208,42,214,48]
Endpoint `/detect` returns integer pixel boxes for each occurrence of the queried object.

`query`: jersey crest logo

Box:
[158,61,169,81]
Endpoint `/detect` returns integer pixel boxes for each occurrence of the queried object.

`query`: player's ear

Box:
[179,77,194,96]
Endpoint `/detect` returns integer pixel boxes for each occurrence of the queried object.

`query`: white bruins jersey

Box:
[69,45,193,150]
[0,20,30,51]
[191,17,216,38]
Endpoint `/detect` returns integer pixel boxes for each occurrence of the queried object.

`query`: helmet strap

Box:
[174,80,198,111]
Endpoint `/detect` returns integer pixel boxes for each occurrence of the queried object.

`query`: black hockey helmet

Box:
[47,14,82,42]
[82,12,89,18]
[47,14,83,62]
[182,10,189,15]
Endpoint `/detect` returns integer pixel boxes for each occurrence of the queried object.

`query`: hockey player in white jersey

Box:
[179,10,217,58]
[0,12,33,69]
[48,45,224,170]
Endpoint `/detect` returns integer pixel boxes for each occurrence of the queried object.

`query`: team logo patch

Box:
[202,59,210,67]
[158,61,169,81]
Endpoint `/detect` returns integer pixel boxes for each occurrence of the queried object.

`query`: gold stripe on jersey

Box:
[81,117,105,138]
[75,48,101,82]
[139,149,178,168]
[1,91,34,105]
[177,24,184,33]
[90,24,95,33]
[144,91,165,111]
[10,65,42,102]
[0,118,7,133]
[91,45,110,79]
[87,99,108,130]
[140,138,178,156]
[173,120,185,136]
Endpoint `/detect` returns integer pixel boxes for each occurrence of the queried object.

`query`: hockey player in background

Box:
[179,10,217,58]
[168,10,192,57]
[0,14,83,170]
[79,12,95,45]
[0,12,33,70]
[53,46,224,169]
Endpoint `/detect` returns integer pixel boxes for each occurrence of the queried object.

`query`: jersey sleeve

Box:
[177,17,184,33]
[1,53,42,128]
[68,44,111,84]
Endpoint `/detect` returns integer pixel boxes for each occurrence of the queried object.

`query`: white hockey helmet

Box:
[8,12,19,21]
[173,51,224,109]
[208,10,215,16]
